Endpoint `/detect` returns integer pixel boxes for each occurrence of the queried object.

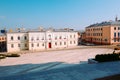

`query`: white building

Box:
[7,29,78,52]
[7,32,28,52]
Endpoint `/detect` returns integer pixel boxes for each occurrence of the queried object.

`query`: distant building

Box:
[0,34,7,52]
[85,17,120,45]
[6,28,78,52]
[81,32,86,42]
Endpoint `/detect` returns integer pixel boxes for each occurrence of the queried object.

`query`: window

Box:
[114,27,116,30]
[105,39,107,42]
[55,42,57,45]
[18,36,20,40]
[11,36,13,40]
[11,44,14,48]
[114,32,116,37]
[31,43,34,47]
[59,36,62,39]
[64,42,66,45]
[74,41,76,44]
[118,27,120,30]
[42,43,44,46]
[70,35,72,38]
[24,36,27,40]
[60,42,62,45]
[37,43,39,47]
[70,41,72,44]
[118,32,120,37]
[18,44,20,47]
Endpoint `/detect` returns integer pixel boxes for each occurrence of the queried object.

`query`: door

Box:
[48,42,51,48]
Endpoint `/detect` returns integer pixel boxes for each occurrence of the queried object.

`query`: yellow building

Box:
[85,17,120,45]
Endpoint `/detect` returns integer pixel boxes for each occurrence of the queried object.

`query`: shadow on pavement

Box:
[0,61,120,80]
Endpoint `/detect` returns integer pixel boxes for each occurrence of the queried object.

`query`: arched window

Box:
[18,36,20,40]
[24,36,27,40]
[11,36,13,40]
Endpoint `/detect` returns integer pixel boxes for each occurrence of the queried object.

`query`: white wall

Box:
[28,32,46,51]
[7,32,28,52]
[7,31,78,52]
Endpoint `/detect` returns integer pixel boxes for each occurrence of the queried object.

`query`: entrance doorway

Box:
[48,42,51,48]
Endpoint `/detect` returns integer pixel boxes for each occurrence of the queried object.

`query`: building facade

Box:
[7,29,78,52]
[7,32,28,52]
[85,18,120,45]
[81,32,86,42]
[0,34,7,52]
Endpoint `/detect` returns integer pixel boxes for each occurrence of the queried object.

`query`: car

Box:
[85,43,95,46]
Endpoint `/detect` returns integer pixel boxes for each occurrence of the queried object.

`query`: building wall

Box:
[0,35,7,52]
[102,26,111,44]
[111,26,120,44]
[49,32,68,49]
[6,31,78,52]
[85,25,120,45]
[28,32,46,51]
[86,26,103,44]
[7,33,28,52]
[81,32,86,41]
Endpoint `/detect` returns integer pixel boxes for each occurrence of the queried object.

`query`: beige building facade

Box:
[85,18,120,45]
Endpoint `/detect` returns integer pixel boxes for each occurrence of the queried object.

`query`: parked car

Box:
[85,43,95,46]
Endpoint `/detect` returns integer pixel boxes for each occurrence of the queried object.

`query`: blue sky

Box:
[0,0,120,30]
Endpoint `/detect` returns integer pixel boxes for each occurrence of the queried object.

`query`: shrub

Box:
[95,53,120,62]
[0,54,6,59]
[6,54,20,57]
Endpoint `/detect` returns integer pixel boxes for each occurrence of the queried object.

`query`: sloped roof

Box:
[87,20,120,28]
